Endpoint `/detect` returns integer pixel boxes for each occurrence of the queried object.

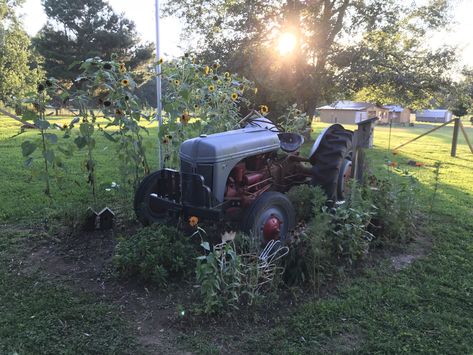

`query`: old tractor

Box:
[134,115,353,244]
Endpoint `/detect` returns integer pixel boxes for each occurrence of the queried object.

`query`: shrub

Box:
[113,225,196,286]
[287,184,327,221]
[369,175,419,245]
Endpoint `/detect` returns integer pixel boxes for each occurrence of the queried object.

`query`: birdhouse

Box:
[98,207,115,230]
[84,207,98,231]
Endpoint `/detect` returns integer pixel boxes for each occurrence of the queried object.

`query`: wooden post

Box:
[353,117,379,182]
[451,118,460,157]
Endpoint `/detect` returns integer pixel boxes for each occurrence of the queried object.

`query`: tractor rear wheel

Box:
[134,171,168,225]
[311,127,353,201]
[241,191,295,246]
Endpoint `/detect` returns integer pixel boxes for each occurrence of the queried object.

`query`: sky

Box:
[16,0,473,67]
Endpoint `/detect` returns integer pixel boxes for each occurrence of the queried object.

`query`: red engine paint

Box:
[243,172,264,185]
[233,163,246,184]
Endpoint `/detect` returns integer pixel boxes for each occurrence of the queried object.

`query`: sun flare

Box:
[277,32,297,55]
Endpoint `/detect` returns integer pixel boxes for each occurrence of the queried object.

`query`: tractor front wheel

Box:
[241,191,296,246]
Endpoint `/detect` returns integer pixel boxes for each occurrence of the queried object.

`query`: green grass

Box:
[1,115,473,353]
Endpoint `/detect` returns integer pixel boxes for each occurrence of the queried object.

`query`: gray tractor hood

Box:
[179,126,280,203]
[180,126,280,164]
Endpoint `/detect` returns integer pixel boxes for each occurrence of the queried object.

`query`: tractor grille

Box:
[180,159,213,188]
[196,164,213,188]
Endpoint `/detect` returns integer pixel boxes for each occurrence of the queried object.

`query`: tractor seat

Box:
[278,133,304,153]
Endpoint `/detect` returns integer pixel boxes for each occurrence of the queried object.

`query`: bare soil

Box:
[12,223,432,354]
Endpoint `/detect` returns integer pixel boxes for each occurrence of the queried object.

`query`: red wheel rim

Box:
[262,214,282,242]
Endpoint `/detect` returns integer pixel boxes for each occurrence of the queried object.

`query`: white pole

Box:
[155,0,163,168]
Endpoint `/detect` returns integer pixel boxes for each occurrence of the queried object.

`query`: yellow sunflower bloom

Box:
[224,72,230,78]
[174,79,180,86]
[204,66,210,75]
[121,79,129,87]
[181,112,190,124]
[119,63,126,73]
[189,216,199,227]
[231,92,238,101]
[260,105,269,115]
[158,58,164,65]
[208,85,215,93]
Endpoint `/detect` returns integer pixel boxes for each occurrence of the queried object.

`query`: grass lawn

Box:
[1,115,473,353]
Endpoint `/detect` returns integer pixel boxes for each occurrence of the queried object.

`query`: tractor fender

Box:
[308,124,345,164]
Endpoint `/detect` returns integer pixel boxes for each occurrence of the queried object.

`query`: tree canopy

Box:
[0,0,43,103]
[33,0,154,83]
[165,0,457,115]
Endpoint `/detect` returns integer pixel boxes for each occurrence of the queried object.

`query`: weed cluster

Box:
[287,175,419,291]
[113,225,197,286]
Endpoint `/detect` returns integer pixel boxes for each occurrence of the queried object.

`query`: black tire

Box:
[134,171,168,225]
[241,191,296,246]
[311,127,353,201]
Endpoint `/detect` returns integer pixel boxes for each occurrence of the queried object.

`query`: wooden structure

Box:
[382,105,411,124]
[317,101,388,124]
[353,117,379,182]
[393,118,473,157]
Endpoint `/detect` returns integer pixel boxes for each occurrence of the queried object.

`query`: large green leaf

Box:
[34,119,50,130]
[74,136,87,149]
[80,123,94,136]
[43,150,55,163]
[44,133,58,144]
[21,140,37,156]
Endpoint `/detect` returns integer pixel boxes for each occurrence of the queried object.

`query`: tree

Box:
[164,0,456,116]
[0,0,43,103]
[33,0,153,83]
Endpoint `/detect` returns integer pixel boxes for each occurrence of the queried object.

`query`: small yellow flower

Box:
[260,105,269,115]
[121,79,129,87]
[224,72,230,78]
[189,216,199,227]
[174,79,180,86]
[119,63,126,73]
[231,92,238,101]
[62,123,68,130]
[158,58,164,64]
[208,85,215,93]
[204,66,210,75]
[212,63,219,69]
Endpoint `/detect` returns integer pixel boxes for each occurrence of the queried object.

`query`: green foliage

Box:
[369,175,419,244]
[287,184,327,221]
[195,239,242,314]
[159,56,256,167]
[277,103,310,134]
[114,225,196,286]
[33,0,153,83]
[0,0,43,103]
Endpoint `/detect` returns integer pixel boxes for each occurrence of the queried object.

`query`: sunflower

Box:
[174,79,180,86]
[194,104,199,109]
[208,85,215,93]
[121,79,129,87]
[119,63,126,73]
[212,63,219,69]
[204,66,210,75]
[62,123,68,130]
[224,72,230,78]
[188,216,199,227]
[181,112,190,124]
[260,105,269,115]
[158,58,164,65]
[231,92,238,101]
